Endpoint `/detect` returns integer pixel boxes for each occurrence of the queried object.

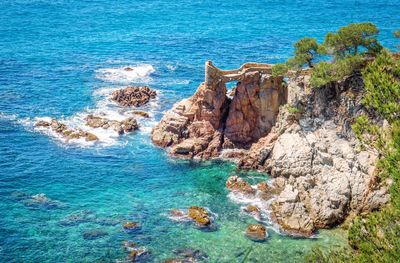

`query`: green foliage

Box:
[310,55,363,87]
[287,106,302,114]
[395,30,400,49]
[323,22,381,59]
[272,63,289,77]
[293,37,320,68]
[362,50,400,122]
[306,45,400,263]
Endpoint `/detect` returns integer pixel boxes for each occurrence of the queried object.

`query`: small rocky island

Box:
[35,86,157,143]
[151,60,389,236]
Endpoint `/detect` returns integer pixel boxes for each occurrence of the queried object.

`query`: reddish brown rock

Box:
[111,86,156,107]
[123,221,140,230]
[226,176,255,195]
[188,206,211,226]
[151,64,286,159]
[245,224,267,241]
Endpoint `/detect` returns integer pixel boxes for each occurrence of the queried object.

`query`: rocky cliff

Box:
[151,63,389,237]
[152,62,287,158]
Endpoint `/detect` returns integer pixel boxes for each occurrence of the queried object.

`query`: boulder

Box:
[226,176,255,195]
[123,221,140,230]
[188,206,211,226]
[127,247,148,262]
[111,86,156,107]
[132,111,150,118]
[245,224,267,241]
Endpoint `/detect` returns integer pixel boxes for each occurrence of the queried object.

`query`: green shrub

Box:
[287,106,302,114]
[310,55,363,87]
[272,63,289,77]
[362,50,400,122]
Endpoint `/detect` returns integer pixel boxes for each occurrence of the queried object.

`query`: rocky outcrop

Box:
[152,62,287,158]
[226,176,255,195]
[85,115,139,134]
[35,119,99,142]
[239,73,389,235]
[188,206,211,227]
[111,86,156,107]
[245,224,267,241]
[153,63,389,237]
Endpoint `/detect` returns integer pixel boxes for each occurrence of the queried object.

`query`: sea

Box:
[0,0,399,262]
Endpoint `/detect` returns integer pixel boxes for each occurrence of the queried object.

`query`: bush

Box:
[362,50,400,122]
[310,55,363,87]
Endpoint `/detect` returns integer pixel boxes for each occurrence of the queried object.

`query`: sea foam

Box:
[96,64,155,84]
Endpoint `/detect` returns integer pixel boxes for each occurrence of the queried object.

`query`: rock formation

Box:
[152,62,389,237]
[85,115,139,134]
[239,72,389,235]
[245,224,267,241]
[36,119,99,142]
[111,86,156,107]
[152,61,287,158]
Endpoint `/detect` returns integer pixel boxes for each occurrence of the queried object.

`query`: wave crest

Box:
[96,65,155,84]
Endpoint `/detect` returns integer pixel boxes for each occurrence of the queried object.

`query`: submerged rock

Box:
[172,247,208,262]
[127,247,148,262]
[245,224,267,241]
[35,119,99,142]
[188,206,211,227]
[123,241,138,251]
[111,86,156,107]
[59,210,94,226]
[82,229,108,240]
[20,193,67,209]
[226,176,255,195]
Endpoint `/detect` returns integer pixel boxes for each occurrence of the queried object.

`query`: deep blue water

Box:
[1,0,399,262]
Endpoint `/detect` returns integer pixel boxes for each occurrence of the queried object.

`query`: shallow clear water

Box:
[0,0,399,262]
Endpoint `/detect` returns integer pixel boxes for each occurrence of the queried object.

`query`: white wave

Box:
[0,112,17,121]
[96,64,155,84]
[166,64,177,71]
[227,183,285,235]
[30,85,162,148]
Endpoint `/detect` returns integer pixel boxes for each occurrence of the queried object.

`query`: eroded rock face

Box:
[239,73,389,235]
[153,68,389,237]
[111,86,156,107]
[224,72,286,145]
[151,72,286,158]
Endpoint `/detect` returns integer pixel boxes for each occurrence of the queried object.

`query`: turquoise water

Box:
[1,0,399,262]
